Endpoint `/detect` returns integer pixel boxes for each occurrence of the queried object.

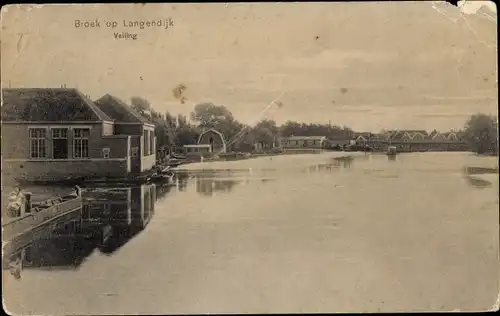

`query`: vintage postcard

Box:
[1,2,498,314]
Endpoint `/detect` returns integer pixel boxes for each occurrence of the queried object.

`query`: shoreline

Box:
[173,151,366,171]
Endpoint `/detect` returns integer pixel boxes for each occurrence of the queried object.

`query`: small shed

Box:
[183,144,212,154]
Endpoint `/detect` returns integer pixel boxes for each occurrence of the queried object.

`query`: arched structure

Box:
[198,129,227,154]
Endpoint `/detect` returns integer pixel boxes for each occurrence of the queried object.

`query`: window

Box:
[52,128,68,159]
[102,148,110,159]
[73,128,90,158]
[29,128,47,158]
[149,132,154,155]
[143,130,149,156]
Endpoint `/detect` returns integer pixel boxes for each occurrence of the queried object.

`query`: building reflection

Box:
[2,183,170,277]
[174,171,240,196]
[176,172,190,192]
[2,208,98,274]
[194,176,239,196]
[307,157,354,173]
[82,184,157,255]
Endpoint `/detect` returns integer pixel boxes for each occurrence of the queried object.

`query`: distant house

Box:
[183,144,212,155]
[327,137,351,147]
[197,129,227,154]
[279,136,327,151]
[411,131,428,141]
[429,131,448,141]
[369,134,388,142]
[401,132,413,141]
[443,132,459,141]
[1,88,156,182]
[427,130,439,140]
[352,132,372,143]
[253,138,276,152]
[368,134,389,149]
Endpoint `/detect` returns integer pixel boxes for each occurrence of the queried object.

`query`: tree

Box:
[174,126,200,147]
[252,127,274,145]
[280,121,303,137]
[190,103,235,128]
[254,119,279,136]
[176,114,188,128]
[130,96,152,119]
[463,113,498,155]
[190,102,245,148]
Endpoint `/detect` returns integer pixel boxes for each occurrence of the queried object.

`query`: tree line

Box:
[463,113,498,156]
[129,97,353,153]
[130,96,498,156]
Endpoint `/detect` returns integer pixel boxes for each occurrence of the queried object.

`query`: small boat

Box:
[170,153,186,160]
[386,146,398,156]
[2,186,83,258]
[168,158,185,167]
[147,172,175,183]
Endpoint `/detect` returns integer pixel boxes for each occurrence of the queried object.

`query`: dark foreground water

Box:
[3,152,499,314]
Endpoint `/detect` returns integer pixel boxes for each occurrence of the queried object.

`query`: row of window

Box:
[358,136,459,141]
[284,140,322,146]
[29,128,90,159]
[29,127,155,159]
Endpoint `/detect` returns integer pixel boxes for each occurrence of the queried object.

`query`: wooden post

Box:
[24,192,32,214]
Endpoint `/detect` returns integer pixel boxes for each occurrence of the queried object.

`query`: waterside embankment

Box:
[173,151,366,171]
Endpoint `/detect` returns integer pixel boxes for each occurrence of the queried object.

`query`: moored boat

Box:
[168,158,186,167]
[147,172,175,183]
[2,186,83,258]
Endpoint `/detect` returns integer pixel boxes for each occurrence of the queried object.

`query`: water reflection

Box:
[82,184,158,255]
[306,156,354,173]
[462,165,498,189]
[387,155,397,162]
[175,171,240,196]
[463,175,494,189]
[2,183,171,278]
[2,208,95,276]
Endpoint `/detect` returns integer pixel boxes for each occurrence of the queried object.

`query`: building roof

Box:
[353,132,372,136]
[427,130,440,139]
[184,144,211,148]
[400,130,428,135]
[328,136,351,141]
[389,131,406,140]
[1,88,112,122]
[198,128,227,143]
[94,94,150,124]
[283,136,327,141]
[370,134,390,140]
[386,130,429,140]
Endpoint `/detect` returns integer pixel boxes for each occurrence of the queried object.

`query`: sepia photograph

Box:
[1,2,498,314]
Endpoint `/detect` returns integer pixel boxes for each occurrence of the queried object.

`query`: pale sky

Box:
[1,2,497,132]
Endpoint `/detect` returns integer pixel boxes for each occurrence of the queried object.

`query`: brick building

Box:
[1,88,156,182]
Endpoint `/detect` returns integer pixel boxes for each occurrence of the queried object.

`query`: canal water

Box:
[3,152,499,314]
